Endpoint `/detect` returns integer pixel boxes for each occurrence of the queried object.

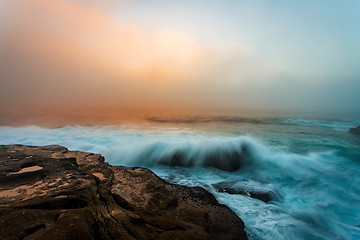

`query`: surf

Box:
[0,120,359,240]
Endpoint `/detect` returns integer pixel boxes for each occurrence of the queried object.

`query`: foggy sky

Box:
[0,0,359,115]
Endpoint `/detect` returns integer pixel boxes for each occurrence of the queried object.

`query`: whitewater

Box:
[1,116,360,240]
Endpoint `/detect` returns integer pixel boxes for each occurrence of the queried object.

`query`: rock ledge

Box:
[0,145,247,240]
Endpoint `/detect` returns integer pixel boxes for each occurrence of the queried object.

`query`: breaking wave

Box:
[114,137,266,171]
[0,124,359,240]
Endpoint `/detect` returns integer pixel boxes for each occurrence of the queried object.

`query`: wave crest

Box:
[121,137,265,171]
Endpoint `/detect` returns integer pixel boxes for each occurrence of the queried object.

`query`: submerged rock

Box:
[0,145,247,240]
[349,126,360,135]
[213,180,281,203]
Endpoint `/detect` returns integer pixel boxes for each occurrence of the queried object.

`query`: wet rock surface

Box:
[0,145,247,240]
[349,126,360,135]
[213,180,281,203]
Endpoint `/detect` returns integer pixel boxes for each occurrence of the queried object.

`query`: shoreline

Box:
[0,144,248,240]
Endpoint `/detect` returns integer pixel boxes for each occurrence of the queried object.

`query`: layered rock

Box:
[0,145,247,240]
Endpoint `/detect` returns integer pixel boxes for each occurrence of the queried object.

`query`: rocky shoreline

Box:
[0,145,247,240]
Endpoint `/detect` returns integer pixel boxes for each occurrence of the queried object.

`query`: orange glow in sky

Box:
[0,0,359,114]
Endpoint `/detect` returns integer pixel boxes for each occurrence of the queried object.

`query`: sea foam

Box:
[0,123,359,240]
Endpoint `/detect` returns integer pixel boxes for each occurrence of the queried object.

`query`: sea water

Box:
[1,115,360,240]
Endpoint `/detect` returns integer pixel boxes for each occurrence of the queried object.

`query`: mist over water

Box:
[1,1,359,239]
[1,0,360,115]
[1,115,360,240]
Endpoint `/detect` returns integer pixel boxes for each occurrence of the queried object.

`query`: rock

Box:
[349,126,360,135]
[213,180,281,203]
[0,145,247,240]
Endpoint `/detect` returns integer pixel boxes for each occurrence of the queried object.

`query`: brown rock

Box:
[0,145,247,240]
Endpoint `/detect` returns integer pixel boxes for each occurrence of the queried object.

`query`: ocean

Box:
[1,115,360,240]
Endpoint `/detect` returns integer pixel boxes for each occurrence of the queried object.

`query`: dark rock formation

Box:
[349,126,360,135]
[0,145,247,240]
[213,180,281,203]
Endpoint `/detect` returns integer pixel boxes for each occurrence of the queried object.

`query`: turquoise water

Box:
[1,116,360,239]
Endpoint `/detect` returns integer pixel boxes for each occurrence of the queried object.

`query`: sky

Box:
[0,0,359,115]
